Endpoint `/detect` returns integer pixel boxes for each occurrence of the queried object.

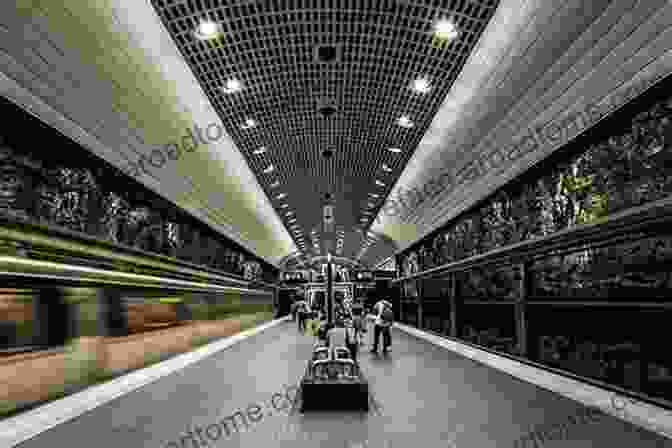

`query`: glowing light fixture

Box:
[375,180,385,187]
[411,77,431,94]
[388,147,402,153]
[222,78,242,94]
[194,20,222,40]
[280,204,288,209]
[276,193,287,200]
[382,164,392,172]
[434,19,459,41]
[263,164,274,174]
[397,115,414,128]
[270,181,280,188]
[241,118,257,130]
[253,147,267,155]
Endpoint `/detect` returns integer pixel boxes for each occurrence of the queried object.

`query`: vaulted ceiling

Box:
[149,0,499,265]
[1,0,670,269]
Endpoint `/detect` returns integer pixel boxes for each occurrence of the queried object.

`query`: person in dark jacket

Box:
[370,299,393,354]
[295,299,310,332]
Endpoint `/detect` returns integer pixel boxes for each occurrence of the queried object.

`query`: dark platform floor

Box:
[15,321,672,448]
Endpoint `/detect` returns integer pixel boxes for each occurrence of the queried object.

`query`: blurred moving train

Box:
[0,287,272,354]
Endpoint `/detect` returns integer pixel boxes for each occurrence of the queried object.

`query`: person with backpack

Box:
[370,298,393,354]
[296,299,310,333]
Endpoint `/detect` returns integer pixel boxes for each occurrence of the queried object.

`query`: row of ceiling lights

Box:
[192,17,459,259]
[355,22,459,249]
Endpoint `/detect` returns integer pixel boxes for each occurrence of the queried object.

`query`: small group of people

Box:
[298,296,393,357]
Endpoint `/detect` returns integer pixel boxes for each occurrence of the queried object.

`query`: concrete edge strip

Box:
[394,323,672,440]
[0,316,291,447]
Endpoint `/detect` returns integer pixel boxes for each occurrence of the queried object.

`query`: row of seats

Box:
[309,344,358,380]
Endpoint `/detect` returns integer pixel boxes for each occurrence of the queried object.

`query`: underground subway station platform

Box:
[1,1,672,447]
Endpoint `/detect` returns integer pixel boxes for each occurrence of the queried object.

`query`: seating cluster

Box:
[309,344,358,380]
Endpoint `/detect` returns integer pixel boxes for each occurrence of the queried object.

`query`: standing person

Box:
[370,298,393,354]
[344,319,358,362]
[296,299,310,333]
[291,298,298,322]
[351,299,366,345]
[317,313,332,347]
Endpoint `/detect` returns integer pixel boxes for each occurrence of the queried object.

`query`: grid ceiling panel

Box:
[151,0,499,262]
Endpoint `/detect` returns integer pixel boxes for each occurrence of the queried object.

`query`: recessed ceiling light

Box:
[241,118,257,130]
[369,193,380,198]
[253,147,267,155]
[194,20,222,40]
[434,19,459,41]
[382,164,392,172]
[286,211,294,216]
[270,181,280,188]
[222,78,242,94]
[397,115,414,128]
[411,77,431,94]
[375,180,385,187]
[280,204,288,209]
[276,193,287,200]
[263,164,274,173]
[388,147,402,153]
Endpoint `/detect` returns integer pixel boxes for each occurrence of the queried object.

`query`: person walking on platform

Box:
[370,298,393,354]
[296,299,310,333]
[352,299,366,345]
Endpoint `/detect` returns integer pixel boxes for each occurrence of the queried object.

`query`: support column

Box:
[416,281,423,329]
[515,263,528,357]
[449,273,458,337]
[398,284,404,323]
[327,261,333,325]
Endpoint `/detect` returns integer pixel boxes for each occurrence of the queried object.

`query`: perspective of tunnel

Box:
[146,0,496,267]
